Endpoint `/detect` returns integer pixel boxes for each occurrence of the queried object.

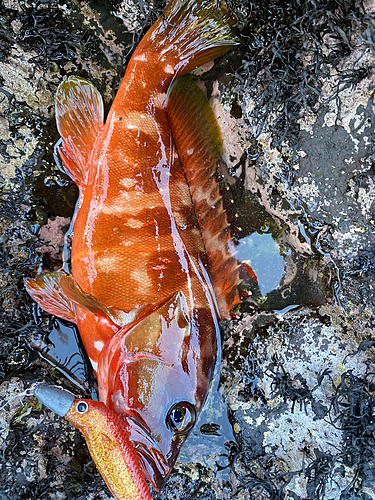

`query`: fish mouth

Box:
[123,412,171,492]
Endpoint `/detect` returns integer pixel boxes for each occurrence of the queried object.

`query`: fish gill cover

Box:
[0,0,374,499]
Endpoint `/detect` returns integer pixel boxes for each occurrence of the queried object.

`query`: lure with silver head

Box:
[34,384,75,416]
[34,384,153,500]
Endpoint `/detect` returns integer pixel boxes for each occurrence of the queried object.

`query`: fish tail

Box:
[148,0,241,74]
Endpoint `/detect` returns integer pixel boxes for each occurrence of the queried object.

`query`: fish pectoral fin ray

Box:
[59,274,133,327]
[166,76,241,318]
[25,271,130,328]
[25,272,78,323]
[55,76,104,186]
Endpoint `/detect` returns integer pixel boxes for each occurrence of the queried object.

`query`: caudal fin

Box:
[141,0,241,75]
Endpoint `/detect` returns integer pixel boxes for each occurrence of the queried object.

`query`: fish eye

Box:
[166,401,196,434]
[76,401,88,414]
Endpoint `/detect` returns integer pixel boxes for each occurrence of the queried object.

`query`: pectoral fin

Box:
[55,76,104,186]
[25,271,124,372]
[166,76,241,318]
[25,271,132,328]
[25,272,78,323]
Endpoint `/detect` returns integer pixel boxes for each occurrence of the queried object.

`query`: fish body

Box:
[28,0,241,498]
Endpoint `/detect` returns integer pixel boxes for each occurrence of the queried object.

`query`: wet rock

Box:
[38,216,71,262]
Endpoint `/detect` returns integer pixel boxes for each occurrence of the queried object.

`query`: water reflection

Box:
[30,319,96,397]
[236,232,285,296]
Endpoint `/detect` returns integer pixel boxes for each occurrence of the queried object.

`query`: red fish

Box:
[28,0,241,498]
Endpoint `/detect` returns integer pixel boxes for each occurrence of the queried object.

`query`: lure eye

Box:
[76,401,88,414]
[166,401,196,434]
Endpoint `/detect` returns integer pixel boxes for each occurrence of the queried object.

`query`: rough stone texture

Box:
[0,0,374,499]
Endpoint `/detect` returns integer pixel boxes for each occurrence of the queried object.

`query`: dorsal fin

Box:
[55,76,104,186]
[166,75,240,318]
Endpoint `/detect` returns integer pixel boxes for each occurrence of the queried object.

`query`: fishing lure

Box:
[28,0,241,498]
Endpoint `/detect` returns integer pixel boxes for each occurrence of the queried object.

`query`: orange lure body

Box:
[27,0,241,498]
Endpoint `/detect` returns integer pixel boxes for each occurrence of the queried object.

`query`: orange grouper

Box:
[28,0,241,498]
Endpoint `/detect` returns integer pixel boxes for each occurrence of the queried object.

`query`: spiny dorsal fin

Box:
[166,75,240,318]
[55,76,104,186]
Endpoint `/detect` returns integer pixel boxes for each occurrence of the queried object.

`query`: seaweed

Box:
[303,370,375,499]
[230,0,373,154]
[230,451,295,500]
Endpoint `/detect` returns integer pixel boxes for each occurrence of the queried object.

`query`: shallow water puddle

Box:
[236,232,285,296]
[29,319,94,396]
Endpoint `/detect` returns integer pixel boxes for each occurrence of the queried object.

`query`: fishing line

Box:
[0,383,43,412]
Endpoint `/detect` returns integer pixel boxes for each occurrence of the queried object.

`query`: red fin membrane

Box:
[55,77,104,186]
[166,76,241,318]
[25,272,78,323]
[25,272,128,372]
[25,271,134,327]
[151,0,241,75]
[59,273,139,328]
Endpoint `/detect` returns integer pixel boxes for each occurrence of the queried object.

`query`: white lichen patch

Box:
[0,378,26,453]
[357,176,375,218]
[113,0,156,33]
[3,0,23,10]
[262,402,343,468]
[256,132,284,173]
[292,176,321,213]
[0,116,11,142]
[329,224,373,264]
[0,123,39,181]
[263,319,367,403]
[86,492,113,500]
[299,106,318,133]
[210,81,248,169]
[321,65,375,137]
[0,46,54,117]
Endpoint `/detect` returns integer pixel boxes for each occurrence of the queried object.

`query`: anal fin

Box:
[55,76,104,186]
[166,75,240,318]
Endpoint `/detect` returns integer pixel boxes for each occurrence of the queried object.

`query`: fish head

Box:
[97,291,218,491]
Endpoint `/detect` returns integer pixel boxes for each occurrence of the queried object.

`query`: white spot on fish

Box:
[96,254,121,271]
[120,177,135,189]
[130,266,153,292]
[154,92,166,108]
[165,64,174,74]
[127,111,159,137]
[133,53,147,61]
[94,340,104,351]
[127,218,144,229]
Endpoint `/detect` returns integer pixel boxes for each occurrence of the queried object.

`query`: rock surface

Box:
[0,0,374,499]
